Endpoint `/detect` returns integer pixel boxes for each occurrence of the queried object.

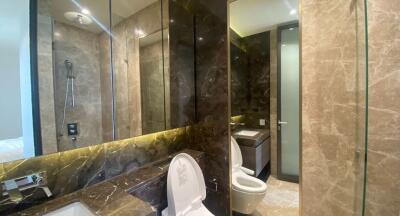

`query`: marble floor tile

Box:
[254,176,299,216]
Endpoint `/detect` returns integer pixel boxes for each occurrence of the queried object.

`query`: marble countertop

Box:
[232,128,270,147]
[14,149,204,216]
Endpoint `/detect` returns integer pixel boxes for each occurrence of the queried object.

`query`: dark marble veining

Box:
[12,149,203,216]
[168,0,231,214]
[230,31,270,129]
[0,127,190,215]
[231,43,249,116]
[168,0,196,129]
[192,0,231,215]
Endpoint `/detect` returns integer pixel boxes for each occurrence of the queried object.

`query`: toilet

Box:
[231,137,267,214]
[162,153,214,216]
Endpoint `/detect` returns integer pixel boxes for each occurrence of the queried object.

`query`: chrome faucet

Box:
[1,171,52,204]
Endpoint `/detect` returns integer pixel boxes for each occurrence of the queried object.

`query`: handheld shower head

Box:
[64,60,73,70]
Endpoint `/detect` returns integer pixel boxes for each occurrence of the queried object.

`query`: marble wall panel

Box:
[0,127,189,215]
[229,30,270,129]
[365,1,400,215]
[168,0,196,129]
[37,0,58,154]
[191,0,231,214]
[230,43,249,116]
[99,1,164,139]
[242,32,270,129]
[301,0,366,215]
[53,22,103,151]
[140,40,166,134]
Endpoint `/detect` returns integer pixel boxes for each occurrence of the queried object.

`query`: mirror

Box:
[229,0,300,214]
[139,29,169,134]
[0,0,195,164]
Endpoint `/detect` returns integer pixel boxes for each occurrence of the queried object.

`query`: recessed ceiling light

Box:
[198,37,204,41]
[54,32,61,37]
[290,9,297,15]
[135,29,145,38]
[282,44,286,47]
[81,8,90,15]
[289,28,294,31]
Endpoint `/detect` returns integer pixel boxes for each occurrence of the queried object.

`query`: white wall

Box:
[0,45,23,139]
[0,0,34,158]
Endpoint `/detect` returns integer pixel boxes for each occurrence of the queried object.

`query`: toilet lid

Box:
[231,137,243,169]
[166,153,206,215]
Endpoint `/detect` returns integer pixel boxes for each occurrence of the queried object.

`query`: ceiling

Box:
[51,0,157,33]
[230,0,298,37]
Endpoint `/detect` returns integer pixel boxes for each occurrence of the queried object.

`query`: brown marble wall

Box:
[169,0,231,214]
[230,30,270,129]
[269,28,278,176]
[192,0,231,214]
[301,0,367,215]
[53,22,104,151]
[230,42,249,116]
[168,0,196,129]
[365,1,400,215]
[0,127,189,214]
[242,32,270,129]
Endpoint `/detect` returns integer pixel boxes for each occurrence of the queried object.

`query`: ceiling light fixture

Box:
[290,9,297,15]
[81,8,90,15]
[135,29,145,38]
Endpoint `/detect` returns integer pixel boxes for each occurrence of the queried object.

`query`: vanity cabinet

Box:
[234,130,270,177]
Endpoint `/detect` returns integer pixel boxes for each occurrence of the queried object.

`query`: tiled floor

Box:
[252,176,299,216]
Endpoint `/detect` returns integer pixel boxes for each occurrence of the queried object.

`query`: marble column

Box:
[301,0,366,215]
[365,1,400,215]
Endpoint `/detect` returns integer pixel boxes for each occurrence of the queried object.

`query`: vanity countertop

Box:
[232,128,270,147]
[14,149,204,216]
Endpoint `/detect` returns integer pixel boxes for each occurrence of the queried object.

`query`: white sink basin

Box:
[235,130,259,137]
[44,202,96,216]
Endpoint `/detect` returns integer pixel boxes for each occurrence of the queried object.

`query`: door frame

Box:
[30,0,43,156]
[277,22,300,183]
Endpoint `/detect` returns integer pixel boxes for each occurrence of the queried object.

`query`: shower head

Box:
[65,60,73,70]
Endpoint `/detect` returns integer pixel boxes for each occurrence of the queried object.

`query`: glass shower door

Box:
[278,24,300,181]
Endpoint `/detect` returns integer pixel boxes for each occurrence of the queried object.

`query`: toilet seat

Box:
[231,137,268,214]
[162,153,214,216]
[232,172,267,193]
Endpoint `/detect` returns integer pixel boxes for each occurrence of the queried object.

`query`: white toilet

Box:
[231,137,267,214]
[162,153,214,216]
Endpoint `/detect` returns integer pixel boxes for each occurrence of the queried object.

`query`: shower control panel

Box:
[67,123,78,136]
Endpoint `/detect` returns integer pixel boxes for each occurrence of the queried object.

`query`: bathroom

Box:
[0,0,398,215]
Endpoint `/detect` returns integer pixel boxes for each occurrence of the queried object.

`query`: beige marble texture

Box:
[37,2,58,154]
[99,1,163,139]
[269,28,278,177]
[301,0,367,215]
[252,176,299,216]
[365,1,400,215]
[53,22,103,151]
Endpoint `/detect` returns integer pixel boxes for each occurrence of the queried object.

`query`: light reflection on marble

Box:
[0,127,189,215]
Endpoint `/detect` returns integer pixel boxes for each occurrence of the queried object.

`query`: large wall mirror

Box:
[0,0,195,164]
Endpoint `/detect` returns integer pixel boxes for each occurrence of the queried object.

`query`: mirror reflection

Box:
[229,0,300,214]
[0,0,194,164]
